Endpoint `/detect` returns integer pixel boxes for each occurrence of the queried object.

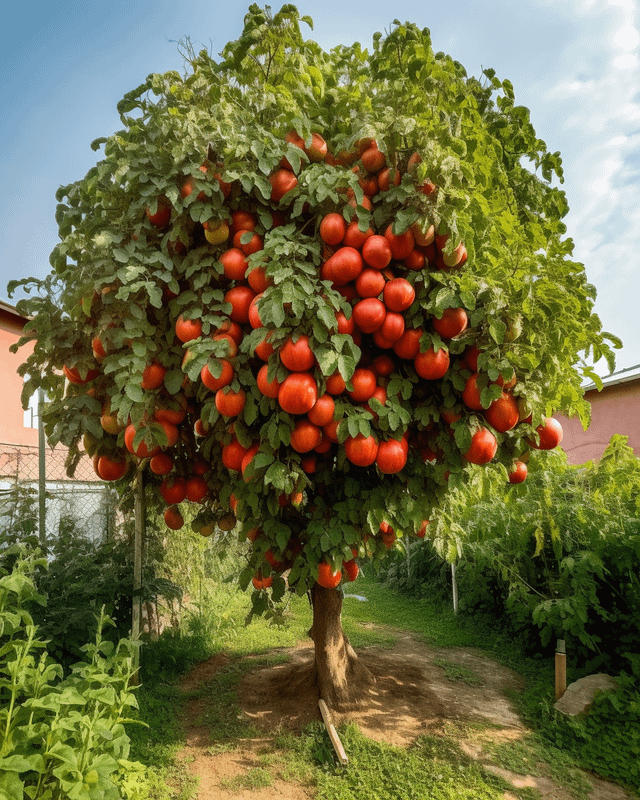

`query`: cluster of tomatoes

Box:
[68,126,563,590]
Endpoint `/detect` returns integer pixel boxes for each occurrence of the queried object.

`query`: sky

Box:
[1,0,639,376]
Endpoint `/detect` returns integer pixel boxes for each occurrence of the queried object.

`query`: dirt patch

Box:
[175,634,633,800]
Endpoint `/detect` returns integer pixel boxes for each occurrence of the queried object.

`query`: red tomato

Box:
[352,298,386,333]
[224,285,256,324]
[432,307,468,339]
[343,559,359,582]
[464,428,498,464]
[376,439,408,474]
[320,212,347,246]
[317,562,342,589]
[384,224,414,260]
[220,248,249,281]
[96,455,128,481]
[348,368,377,402]
[201,359,234,392]
[307,394,335,427]
[256,364,282,398]
[160,476,187,505]
[185,475,209,502]
[344,433,378,466]
[508,461,528,484]
[393,328,423,360]
[485,392,519,432]
[280,334,316,372]
[164,506,184,530]
[414,347,450,380]
[278,372,318,415]
[355,268,386,298]
[383,278,415,312]
[269,168,298,202]
[175,315,203,343]
[290,419,322,453]
[216,388,246,417]
[529,417,563,450]
[462,373,484,410]
[323,246,364,286]
[222,439,249,471]
[362,235,392,269]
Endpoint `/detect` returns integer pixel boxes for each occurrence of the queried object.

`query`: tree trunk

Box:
[309,584,374,710]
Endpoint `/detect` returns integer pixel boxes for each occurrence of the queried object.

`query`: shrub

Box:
[0,550,150,799]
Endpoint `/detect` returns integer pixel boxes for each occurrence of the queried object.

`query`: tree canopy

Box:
[10,4,620,606]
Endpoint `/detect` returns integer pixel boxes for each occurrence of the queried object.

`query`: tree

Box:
[9,5,620,708]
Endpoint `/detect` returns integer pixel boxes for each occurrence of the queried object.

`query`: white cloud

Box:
[531,0,640,369]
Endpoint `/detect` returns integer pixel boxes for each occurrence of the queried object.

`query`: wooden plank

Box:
[318,699,348,765]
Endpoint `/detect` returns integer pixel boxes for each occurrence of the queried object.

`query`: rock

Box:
[554,673,618,717]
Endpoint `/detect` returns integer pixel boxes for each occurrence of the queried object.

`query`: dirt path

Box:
[175,634,633,800]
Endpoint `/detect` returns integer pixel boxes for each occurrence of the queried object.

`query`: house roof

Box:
[584,363,640,392]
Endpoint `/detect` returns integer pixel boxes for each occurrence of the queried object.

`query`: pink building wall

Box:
[0,306,38,448]
[557,371,640,465]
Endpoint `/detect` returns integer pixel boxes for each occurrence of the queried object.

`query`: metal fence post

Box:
[37,389,46,545]
[131,466,145,683]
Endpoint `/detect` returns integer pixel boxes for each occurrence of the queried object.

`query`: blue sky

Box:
[1,0,639,374]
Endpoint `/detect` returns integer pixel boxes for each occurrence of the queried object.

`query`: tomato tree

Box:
[9,5,619,708]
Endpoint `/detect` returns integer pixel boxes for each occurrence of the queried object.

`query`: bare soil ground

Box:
[175,633,633,800]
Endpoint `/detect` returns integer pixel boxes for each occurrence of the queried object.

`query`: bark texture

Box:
[309,584,374,710]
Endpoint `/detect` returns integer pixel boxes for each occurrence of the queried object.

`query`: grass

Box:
[127,570,634,800]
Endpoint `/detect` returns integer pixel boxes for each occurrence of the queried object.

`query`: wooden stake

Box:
[318,699,348,766]
[555,639,566,701]
[131,467,145,685]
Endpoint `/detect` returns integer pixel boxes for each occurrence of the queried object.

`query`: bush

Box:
[0,549,151,799]
[384,436,640,673]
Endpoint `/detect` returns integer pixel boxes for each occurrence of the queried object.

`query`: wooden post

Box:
[555,639,566,700]
[131,467,145,684]
[451,562,459,615]
[318,699,348,765]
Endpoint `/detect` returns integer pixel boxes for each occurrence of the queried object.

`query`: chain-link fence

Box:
[0,441,117,544]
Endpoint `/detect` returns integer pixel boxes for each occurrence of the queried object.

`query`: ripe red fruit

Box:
[348,368,377,402]
[344,434,378,466]
[248,293,264,329]
[325,371,346,395]
[352,298,386,333]
[375,439,408,474]
[355,268,386,298]
[372,354,395,377]
[145,198,171,227]
[343,559,359,582]
[160,476,187,505]
[280,335,316,372]
[96,455,128,482]
[383,278,415,312]
[256,364,282,398]
[394,328,423,360]
[230,209,257,234]
[149,452,174,475]
[290,419,322,453]
[278,372,318,415]
[377,166,401,192]
[220,248,249,281]
[233,230,262,255]
[164,506,184,530]
[124,424,160,459]
[362,235,392,269]
[508,461,528,484]
[432,308,468,339]
[201,359,234,392]
[320,212,347,246]
[360,144,386,173]
[269,168,298,202]
[485,392,519,432]
[252,574,273,590]
[343,220,374,249]
[63,365,100,385]
[140,361,167,391]
[384,224,414,260]
[317,562,342,589]
[529,417,564,450]
[185,475,209,502]
[224,285,256,324]
[247,265,272,293]
[175,315,203,343]
[323,246,363,286]
[378,312,405,343]
[464,428,498,465]
[222,439,249,471]
[307,394,335,427]
[462,373,484,410]
[414,347,450,380]
[215,388,246,417]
